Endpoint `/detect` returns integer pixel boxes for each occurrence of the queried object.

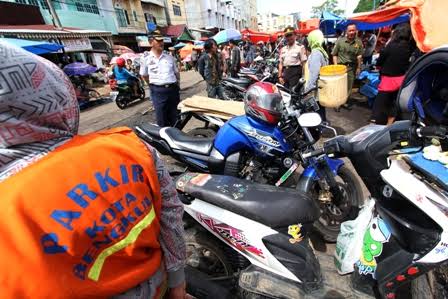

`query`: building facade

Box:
[2,0,150,49]
[165,0,187,25]
[184,0,257,32]
[141,0,168,28]
[257,12,300,32]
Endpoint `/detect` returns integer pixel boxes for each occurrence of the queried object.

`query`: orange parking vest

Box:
[0,128,163,298]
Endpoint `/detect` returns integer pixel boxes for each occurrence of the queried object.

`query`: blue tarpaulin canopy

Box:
[0,38,63,54]
[319,11,410,36]
[320,11,344,36]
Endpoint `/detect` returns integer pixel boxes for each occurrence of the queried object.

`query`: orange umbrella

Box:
[350,0,448,52]
[179,43,194,59]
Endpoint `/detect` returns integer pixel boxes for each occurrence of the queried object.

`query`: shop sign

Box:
[62,38,93,52]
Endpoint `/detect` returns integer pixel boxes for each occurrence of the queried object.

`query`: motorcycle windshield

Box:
[346,124,386,143]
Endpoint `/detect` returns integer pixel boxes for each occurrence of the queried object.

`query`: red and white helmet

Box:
[244,82,283,125]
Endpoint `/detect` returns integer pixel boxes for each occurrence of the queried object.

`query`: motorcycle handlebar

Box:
[303,124,448,160]
[416,126,448,139]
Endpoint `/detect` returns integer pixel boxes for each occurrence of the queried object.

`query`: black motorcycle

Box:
[110,78,145,109]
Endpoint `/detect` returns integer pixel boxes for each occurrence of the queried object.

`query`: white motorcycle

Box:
[176,119,448,299]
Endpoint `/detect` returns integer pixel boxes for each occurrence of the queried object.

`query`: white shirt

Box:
[139,51,178,85]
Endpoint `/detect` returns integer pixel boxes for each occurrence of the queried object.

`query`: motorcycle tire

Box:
[139,87,145,100]
[115,95,128,110]
[186,128,217,138]
[298,165,363,243]
[185,228,234,278]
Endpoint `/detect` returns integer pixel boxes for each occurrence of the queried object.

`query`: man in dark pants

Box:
[332,23,363,110]
[203,39,223,99]
[140,30,180,127]
[229,40,241,78]
[278,26,307,89]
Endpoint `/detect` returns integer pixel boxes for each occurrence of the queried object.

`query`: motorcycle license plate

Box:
[110,91,119,101]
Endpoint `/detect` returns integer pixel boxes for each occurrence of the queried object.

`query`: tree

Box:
[354,0,383,13]
[311,0,345,18]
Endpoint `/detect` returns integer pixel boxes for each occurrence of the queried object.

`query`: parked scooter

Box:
[221,58,274,101]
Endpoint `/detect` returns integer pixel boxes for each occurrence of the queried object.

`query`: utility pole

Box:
[45,0,62,28]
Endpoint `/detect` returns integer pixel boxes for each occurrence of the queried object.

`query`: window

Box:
[91,5,99,14]
[133,10,138,22]
[15,0,27,4]
[39,0,49,9]
[75,2,84,11]
[115,8,128,27]
[124,9,130,25]
[84,3,93,13]
[145,13,157,24]
[172,4,181,16]
[27,0,39,6]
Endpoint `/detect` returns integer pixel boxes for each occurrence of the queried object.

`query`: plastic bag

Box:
[334,198,375,275]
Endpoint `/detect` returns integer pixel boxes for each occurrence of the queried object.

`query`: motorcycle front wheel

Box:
[297,165,363,243]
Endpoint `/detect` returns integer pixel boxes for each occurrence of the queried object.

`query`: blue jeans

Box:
[149,84,180,127]
[207,83,223,99]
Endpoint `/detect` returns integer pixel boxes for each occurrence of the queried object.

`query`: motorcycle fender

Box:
[297,158,344,192]
[302,158,344,180]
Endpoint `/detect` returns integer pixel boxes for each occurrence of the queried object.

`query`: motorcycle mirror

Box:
[298,112,322,128]
[292,78,306,94]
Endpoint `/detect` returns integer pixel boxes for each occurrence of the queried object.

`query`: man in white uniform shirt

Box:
[140,30,180,127]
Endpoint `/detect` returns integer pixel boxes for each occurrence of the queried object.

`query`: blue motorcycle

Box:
[136,81,363,241]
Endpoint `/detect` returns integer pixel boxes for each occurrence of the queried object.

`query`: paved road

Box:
[79,70,206,134]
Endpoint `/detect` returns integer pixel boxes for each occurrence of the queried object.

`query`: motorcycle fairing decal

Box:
[287,224,303,244]
[197,213,265,258]
[356,217,391,278]
[242,127,281,148]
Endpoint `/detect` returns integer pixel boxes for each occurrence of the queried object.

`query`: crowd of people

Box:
[101,21,419,129]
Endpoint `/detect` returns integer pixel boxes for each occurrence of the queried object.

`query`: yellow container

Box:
[318,65,348,108]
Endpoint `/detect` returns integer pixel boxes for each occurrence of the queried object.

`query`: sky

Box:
[257,0,360,19]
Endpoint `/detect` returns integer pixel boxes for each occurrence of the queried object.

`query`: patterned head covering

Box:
[0,41,79,180]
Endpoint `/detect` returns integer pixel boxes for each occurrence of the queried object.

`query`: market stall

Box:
[349,0,447,52]
[241,29,271,44]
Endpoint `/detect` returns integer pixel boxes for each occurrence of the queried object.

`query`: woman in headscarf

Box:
[303,29,329,121]
[0,41,187,299]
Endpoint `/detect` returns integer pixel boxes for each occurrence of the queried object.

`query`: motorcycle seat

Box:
[137,123,162,138]
[160,128,213,155]
[224,77,251,86]
[175,173,319,228]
